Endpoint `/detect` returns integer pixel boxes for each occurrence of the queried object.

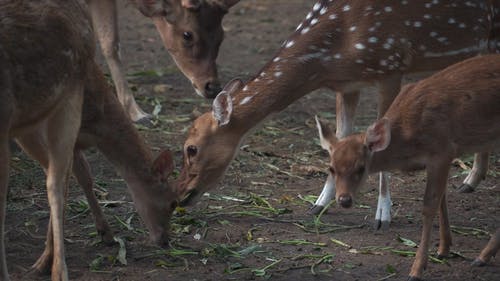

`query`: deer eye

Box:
[183,31,193,41]
[186,145,198,157]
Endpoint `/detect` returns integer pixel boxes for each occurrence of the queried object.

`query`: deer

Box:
[87,0,240,122]
[175,0,500,230]
[0,1,177,280]
[314,54,500,281]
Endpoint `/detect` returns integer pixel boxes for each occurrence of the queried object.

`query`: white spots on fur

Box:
[285,40,295,48]
[329,13,337,20]
[368,37,378,43]
[430,31,438,37]
[458,23,467,28]
[448,18,456,24]
[334,53,342,59]
[343,5,351,12]
[413,21,422,28]
[384,6,392,12]
[242,85,249,91]
[354,43,366,50]
[239,96,253,105]
[273,57,280,62]
[313,2,321,11]
[401,0,408,4]
[355,59,364,64]
[301,27,310,34]
[310,18,319,26]
[379,59,388,66]
[274,71,283,78]
[349,26,357,32]
[260,72,266,77]
[423,14,432,19]
[296,23,303,31]
[320,7,328,15]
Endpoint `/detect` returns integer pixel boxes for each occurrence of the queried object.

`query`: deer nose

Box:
[338,194,353,208]
[204,81,222,99]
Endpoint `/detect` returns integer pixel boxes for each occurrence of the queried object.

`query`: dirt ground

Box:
[6,0,500,280]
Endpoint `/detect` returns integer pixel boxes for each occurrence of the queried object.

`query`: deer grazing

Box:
[87,0,240,121]
[315,54,500,281]
[1,1,177,280]
[176,0,499,227]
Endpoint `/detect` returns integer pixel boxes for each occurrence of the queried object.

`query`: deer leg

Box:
[34,90,82,281]
[310,91,360,215]
[86,0,150,122]
[0,131,10,280]
[472,228,500,266]
[409,160,451,281]
[437,192,452,258]
[309,173,335,214]
[373,75,401,230]
[15,129,54,275]
[72,150,114,244]
[457,152,489,193]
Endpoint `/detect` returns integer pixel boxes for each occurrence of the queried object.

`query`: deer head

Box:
[130,150,177,245]
[316,116,391,208]
[133,0,240,98]
[176,79,244,204]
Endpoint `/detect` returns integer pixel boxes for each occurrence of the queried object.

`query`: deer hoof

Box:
[373,219,390,231]
[308,205,325,215]
[471,258,487,267]
[457,183,475,193]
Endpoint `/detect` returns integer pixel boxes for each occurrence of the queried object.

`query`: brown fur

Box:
[318,54,500,280]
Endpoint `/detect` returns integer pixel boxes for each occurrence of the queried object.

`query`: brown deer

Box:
[176,0,499,229]
[1,1,176,280]
[87,0,240,122]
[315,54,500,281]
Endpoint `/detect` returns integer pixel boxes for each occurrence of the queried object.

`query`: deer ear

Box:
[315,116,337,154]
[212,90,233,126]
[152,150,175,182]
[181,0,201,10]
[222,78,244,94]
[134,0,165,17]
[216,0,240,10]
[365,118,391,152]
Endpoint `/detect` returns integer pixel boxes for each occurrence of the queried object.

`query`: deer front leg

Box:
[0,133,10,281]
[72,150,114,244]
[310,173,335,214]
[473,228,500,266]
[457,152,489,193]
[310,91,360,215]
[373,75,401,230]
[86,0,150,122]
[409,160,451,281]
[437,192,452,258]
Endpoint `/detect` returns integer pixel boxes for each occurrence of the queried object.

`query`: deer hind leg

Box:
[310,91,360,215]
[86,0,150,122]
[473,228,500,266]
[409,159,451,281]
[457,152,489,193]
[72,150,114,244]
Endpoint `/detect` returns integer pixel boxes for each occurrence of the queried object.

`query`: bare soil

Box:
[6,1,499,280]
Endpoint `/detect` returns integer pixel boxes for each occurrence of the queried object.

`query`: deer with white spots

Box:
[87,0,240,122]
[1,1,177,280]
[175,0,500,230]
[315,54,500,281]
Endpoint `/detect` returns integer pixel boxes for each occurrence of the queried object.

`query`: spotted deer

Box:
[176,0,500,229]
[0,1,176,280]
[87,0,240,122]
[315,54,500,281]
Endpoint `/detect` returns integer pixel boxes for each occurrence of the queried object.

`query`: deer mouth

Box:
[179,189,200,206]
